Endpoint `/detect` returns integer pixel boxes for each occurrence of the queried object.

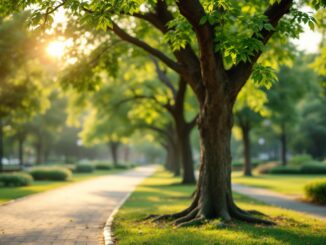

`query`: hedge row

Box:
[0,173,33,187]
[29,167,72,181]
[269,164,326,175]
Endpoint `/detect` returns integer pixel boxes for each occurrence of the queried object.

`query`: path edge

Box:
[103,191,132,245]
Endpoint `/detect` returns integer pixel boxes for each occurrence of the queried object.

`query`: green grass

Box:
[113,170,326,245]
[0,169,122,204]
[232,171,326,196]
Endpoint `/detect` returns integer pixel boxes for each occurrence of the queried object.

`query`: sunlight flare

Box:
[46,40,66,58]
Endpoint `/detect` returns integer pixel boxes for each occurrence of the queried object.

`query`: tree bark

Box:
[241,125,252,176]
[18,136,24,168]
[35,136,44,165]
[164,139,181,176]
[0,121,3,172]
[280,125,287,166]
[176,123,195,184]
[109,141,120,166]
[154,92,273,226]
[172,79,196,184]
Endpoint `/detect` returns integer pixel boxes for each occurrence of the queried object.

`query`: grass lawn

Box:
[232,171,326,196]
[0,168,122,204]
[113,170,326,245]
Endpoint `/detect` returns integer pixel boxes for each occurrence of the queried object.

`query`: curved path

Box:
[0,165,156,245]
[233,184,326,222]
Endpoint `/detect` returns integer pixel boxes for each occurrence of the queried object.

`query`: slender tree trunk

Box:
[175,121,196,184]
[18,137,24,168]
[35,137,44,165]
[0,121,3,172]
[241,125,252,176]
[173,79,196,184]
[164,142,173,171]
[109,141,120,167]
[123,145,129,162]
[280,125,287,166]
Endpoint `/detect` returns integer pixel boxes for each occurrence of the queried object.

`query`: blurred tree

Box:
[266,55,318,165]
[0,13,49,170]
[8,0,325,224]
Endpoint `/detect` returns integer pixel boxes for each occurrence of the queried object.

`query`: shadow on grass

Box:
[113,170,326,245]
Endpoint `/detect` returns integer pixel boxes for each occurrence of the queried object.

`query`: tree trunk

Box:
[18,137,24,168]
[109,141,120,167]
[35,137,44,165]
[173,79,196,184]
[154,94,273,226]
[241,125,252,176]
[280,125,287,166]
[123,145,129,162]
[0,121,3,172]
[175,122,196,184]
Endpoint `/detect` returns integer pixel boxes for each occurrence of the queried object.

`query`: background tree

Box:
[8,0,324,225]
[266,55,318,165]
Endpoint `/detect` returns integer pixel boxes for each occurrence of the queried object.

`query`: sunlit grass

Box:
[232,171,326,196]
[114,170,326,245]
[0,169,122,204]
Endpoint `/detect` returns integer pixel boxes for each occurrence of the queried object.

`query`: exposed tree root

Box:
[141,214,160,221]
[177,216,206,228]
[174,207,199,225]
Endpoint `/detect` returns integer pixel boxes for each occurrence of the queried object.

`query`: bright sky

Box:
[46,6,322,60]
[293,24,322,53]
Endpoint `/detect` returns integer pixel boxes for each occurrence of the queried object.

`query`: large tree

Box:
[7,0,324,225]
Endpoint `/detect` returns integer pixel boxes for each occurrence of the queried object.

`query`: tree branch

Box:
[109,21,183,74]
[176,0,226,89]
[228,0,293,97]
[150,56,177,98]
[187,114,198,131]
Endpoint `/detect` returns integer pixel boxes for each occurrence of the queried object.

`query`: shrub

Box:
[300,164,326,174]
[74,163,94,173]
[268,166,300,174]
[0,173,33,187]
[254,162,279,174]
[30,167,72,181]
[304,180,326,204]
[290,154,313,166]
[114,164,129,169]
[95,163,112,170]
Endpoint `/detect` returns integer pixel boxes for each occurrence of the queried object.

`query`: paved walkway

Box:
[233,184,326,222]
[0,165,156,245]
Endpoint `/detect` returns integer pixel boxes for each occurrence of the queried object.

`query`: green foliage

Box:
[300,164,326,174]
[305,179,326,204]
[74,163,95,173]
[268,166,300,174]
[251,65,278,89]
[269,163,326,174]
[290,154,313,166]
[0,173,33,187]
[29,167,72,181]
[95,163,112,170]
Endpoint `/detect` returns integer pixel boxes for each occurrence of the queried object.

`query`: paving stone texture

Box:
[0,165,156,245]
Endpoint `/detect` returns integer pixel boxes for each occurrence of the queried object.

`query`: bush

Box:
[74,163,94,173]
[255,162,280,174]
[95,163,112,170]
[300,164,326,174]
[305,180,326,204]
[290,154,313,166]
[0,173,33,187]
[30,167,72,181]
[114,164,130,169]
[268,166,300,174]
